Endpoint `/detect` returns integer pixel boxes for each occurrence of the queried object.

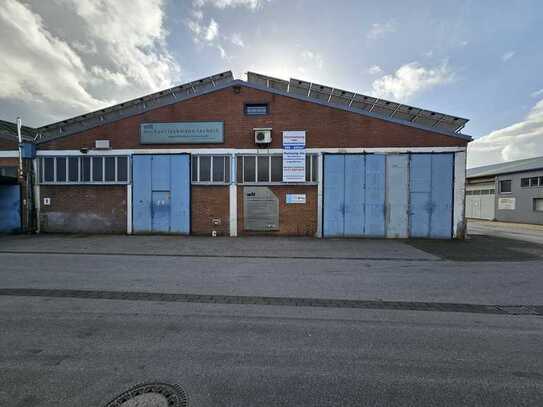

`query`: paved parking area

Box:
[468,219,543,245]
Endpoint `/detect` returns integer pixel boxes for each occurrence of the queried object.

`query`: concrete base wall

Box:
[39,185,127,233]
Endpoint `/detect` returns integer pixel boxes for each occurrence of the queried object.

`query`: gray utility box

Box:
[243,187,279,231]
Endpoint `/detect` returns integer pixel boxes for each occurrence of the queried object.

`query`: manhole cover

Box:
[104,383,188,407]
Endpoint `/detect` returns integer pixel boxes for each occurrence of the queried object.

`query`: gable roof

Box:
[33,70,472,144]
[0,119,36,142]
[467,156,543,179]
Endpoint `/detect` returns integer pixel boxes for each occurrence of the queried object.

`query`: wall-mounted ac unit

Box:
[95,139,111,149]
[254,128,272,144]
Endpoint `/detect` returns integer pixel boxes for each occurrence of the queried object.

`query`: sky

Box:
[0,0,542,168]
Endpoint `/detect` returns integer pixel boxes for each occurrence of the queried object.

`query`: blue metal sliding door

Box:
[323,154,385,237]
[0,185,21,233]
[409,153,454,238]
[132,154,190,234]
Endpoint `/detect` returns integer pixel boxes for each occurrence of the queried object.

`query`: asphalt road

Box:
[1,236,543,406]
[1,296,542,407]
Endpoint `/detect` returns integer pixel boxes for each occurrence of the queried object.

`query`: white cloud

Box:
[230,32,245,47]
[530,88,543,98]
[0,0,179,124]
[468,98,543,167]
[194,0,267,10]
[367,65,383,75]
[367,20,396,40]
[370,61,454,102]
[502,50,515,62]
[205,18,219,41]
[300,50,324,70]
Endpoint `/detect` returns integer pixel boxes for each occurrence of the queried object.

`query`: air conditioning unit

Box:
[95,139,111,149]
[254,128,272,144]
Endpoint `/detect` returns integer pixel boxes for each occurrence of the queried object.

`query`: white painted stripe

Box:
[229,153,237,236]
[36,146,467,156]
[126,183,133,235]
[0,150,19,158]
[453,151,467,239]
[316,152,323,238]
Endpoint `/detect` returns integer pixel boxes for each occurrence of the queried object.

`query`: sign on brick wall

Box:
[140,122,224,144]
[282,131,306,182]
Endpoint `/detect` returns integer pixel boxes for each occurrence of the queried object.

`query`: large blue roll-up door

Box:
[324,153,454,239]
[323,154,385,238]
[0,185,21,233]
[409,153,454,238]
[133,154,190,234]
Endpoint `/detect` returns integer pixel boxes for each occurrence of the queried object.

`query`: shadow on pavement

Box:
[406,235,543,262]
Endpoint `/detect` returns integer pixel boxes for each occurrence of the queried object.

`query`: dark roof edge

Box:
[36,78,472,144]
[467,167,543,179]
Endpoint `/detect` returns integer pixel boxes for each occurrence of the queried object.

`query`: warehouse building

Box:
[0,71,471,238]
[466,156,543,225]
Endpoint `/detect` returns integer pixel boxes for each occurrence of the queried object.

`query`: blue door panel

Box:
[409,154,432,238]
[133,154,190,234]
[132,156,152,233]
[0,185,21,233]
[409,153,453,238]
[430,154,453,238]
[151,155,170,191]
[323,155,345,237]
[151,191,170,232]
[364,155,385,237]
[344,155,365,236]
[170,155,190,234]
[386,155,409,238]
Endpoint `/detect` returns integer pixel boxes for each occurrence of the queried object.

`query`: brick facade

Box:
[39,185,127,233]
[39,86,467,150]
[191,185,229,235]
[25,82,467,236]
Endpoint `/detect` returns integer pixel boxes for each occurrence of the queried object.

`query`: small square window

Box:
[499,180,512,193]
[521,178,530,188]
[245,103,269,116]
[530,177,539,187]
[534,198,543,212]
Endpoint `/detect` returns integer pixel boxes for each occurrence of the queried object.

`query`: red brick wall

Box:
[39,86,467,150]
[0,157,17,167]
[0,138,17,150]
[39,185,127,233]
[237,185,317,236]
[191,185,229,235]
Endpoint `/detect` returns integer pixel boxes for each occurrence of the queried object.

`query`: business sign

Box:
[140,122,224,144]
[282,131,306,182]
[286,193,306,204]
[498,197,516,210]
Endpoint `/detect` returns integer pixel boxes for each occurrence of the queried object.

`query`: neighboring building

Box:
[0,71,471,238]
[466,156,543,225]
[0,120,36,233]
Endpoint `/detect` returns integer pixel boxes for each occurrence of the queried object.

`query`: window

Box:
[191,155,230,184]
[237,154,318,184]
[39,156,129,184]
[521,176,542,188]
[534,198,543,212]
[245,103,269,116]
[499,180,512,193]
[0,166,17,177]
